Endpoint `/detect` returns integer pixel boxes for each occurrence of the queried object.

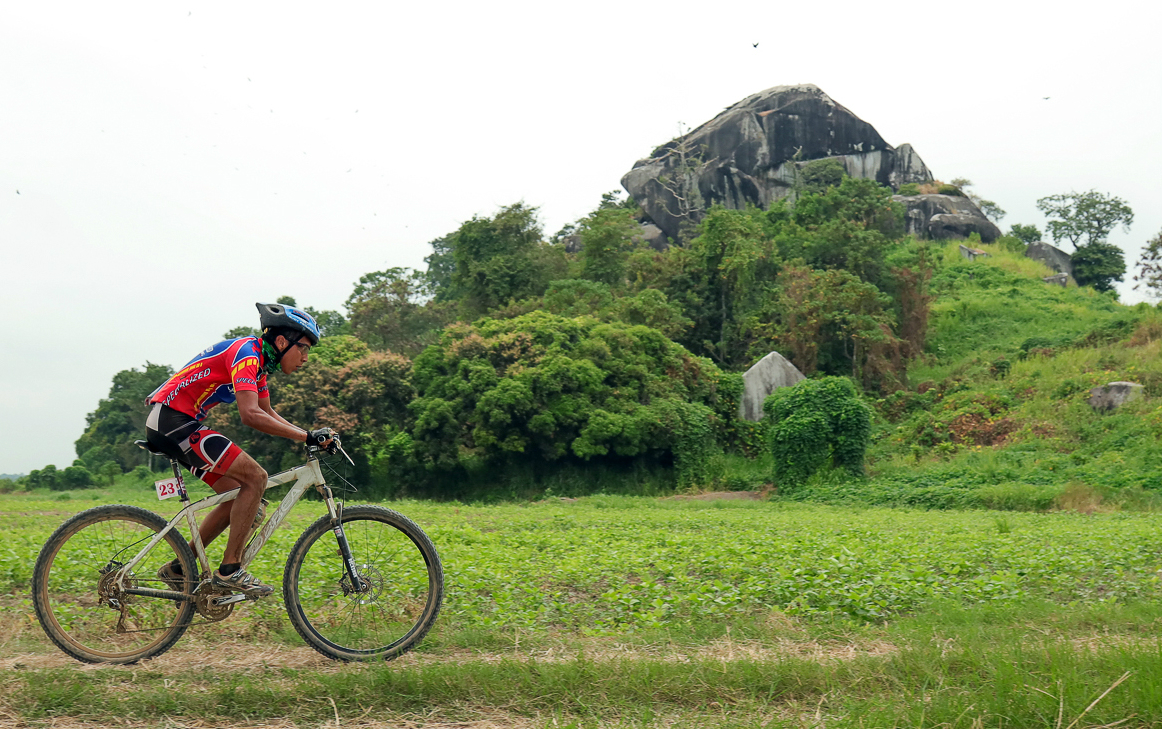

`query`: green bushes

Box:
[764,377,871,488]
[390,312,732,495]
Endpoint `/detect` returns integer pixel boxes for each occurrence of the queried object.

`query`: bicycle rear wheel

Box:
[32,504,197,664]
[283,505,443,661]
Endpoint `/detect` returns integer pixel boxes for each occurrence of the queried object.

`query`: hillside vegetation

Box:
[847,242,1162,511]
[10,171,1160,509]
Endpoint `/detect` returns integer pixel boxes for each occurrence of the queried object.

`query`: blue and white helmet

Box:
[256,302,321,345]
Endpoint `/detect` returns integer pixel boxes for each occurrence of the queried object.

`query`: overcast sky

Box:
[2,1,1159,475]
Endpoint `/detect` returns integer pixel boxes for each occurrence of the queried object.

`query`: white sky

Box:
[2,0,1160,474]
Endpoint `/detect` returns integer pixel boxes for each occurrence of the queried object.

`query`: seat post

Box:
[168,458,190,502]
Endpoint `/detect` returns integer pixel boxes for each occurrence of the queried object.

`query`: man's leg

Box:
[215,451,268,567]
[192,475,245,554]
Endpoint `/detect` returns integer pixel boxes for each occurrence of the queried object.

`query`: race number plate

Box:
[155,478,180,500]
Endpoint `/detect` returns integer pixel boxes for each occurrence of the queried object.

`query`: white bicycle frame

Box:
[112,457,337,598]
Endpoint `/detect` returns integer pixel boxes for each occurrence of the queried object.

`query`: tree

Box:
[1036,190,1134,249]
[26,465,60,491]
[74,362,174,470]
[345,268,451,356]
[423,234,459,302]
[1071,242,1126,293]
[223,325,261,339]
[59,465,94,490]
[579,206,639,287]
[784,177,904,286]
[798,158,847,194]
[99,461,122,486]
[688,206,774,366]
[1133,229,1162,299]
[751,265,902,388]
[1009,223,1042,245]
[450,203,560,317]
[304,307,349,337]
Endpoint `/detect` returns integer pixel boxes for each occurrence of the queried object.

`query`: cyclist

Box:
[146,302,334,597]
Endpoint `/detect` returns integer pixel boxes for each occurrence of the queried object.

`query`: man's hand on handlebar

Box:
[306,428,339,453]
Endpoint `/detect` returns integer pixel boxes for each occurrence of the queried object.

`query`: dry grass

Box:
[1055,481,1108,514]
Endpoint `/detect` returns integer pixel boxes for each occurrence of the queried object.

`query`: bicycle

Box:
[31,436,443,664]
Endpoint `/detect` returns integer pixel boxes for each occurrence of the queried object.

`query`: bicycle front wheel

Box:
[283,505,443,661]
[32,504,197,664]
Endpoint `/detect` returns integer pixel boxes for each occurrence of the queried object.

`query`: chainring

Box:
[194,581,236,621]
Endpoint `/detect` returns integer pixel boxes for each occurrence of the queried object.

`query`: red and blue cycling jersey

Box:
[148,337,269,421]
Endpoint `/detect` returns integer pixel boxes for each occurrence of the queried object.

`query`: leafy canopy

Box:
[1036,190,1134,249]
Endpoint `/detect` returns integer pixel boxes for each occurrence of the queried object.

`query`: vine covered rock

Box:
[764,376,872,488]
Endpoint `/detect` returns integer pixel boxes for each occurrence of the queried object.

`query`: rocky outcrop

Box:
[621,84,934,243]
[633,223,668,251]
[893,194,1002,243]
[1088,382,1144,413]
[1025,241,1073,277]
[739,351,805,422]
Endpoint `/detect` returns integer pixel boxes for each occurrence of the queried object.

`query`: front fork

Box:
[320,485,369,594]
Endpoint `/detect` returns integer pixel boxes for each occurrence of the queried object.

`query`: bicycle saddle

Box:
[134,439,172,457]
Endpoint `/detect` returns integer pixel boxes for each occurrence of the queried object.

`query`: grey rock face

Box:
[1043,273,1069,287]
[894,194,1003,243]
[960,244,989,261]
[633,223,669,251]
[1087,381,1144,413]
[621,84,934,243]
[739,351,806,422]
[1025,241,1073,277]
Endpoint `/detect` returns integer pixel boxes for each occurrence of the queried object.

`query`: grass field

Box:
[5,485,1162,727]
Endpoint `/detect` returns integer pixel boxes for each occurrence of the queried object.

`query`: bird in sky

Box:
[1043,96,1050,100]
[752,42,759,48]
[15,190,19,195]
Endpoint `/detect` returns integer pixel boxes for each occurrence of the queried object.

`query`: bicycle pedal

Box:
[209,594,250,607]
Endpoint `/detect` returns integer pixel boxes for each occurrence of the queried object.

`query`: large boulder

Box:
[739,351,805,422]
[621,84,933,243]
[1025,241,1073,277]
[1088,382,1144,413]
[893,194,1002,243]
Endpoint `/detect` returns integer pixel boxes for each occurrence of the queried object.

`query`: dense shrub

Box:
[764,377,872,488]
[398,312,729,490]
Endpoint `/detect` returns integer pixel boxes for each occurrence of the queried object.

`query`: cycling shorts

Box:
[145,403,243,488]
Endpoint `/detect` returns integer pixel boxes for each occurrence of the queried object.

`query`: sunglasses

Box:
[290,341,311,354]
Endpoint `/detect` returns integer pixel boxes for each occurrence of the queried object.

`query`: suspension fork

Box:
[319,484,369,593]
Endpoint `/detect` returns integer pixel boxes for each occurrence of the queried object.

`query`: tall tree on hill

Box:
[1132,229,1162,299]
[1036,190,1134,249]
[1036,190,1133,293]
[687,206,776,366]
[578,206,638,287]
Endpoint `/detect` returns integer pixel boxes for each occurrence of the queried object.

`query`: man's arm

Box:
[258,396,298,428]
[237,390,308,442]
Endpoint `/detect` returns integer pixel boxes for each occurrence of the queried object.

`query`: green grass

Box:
[8,601,1162,726]
[7,490,1162,725]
